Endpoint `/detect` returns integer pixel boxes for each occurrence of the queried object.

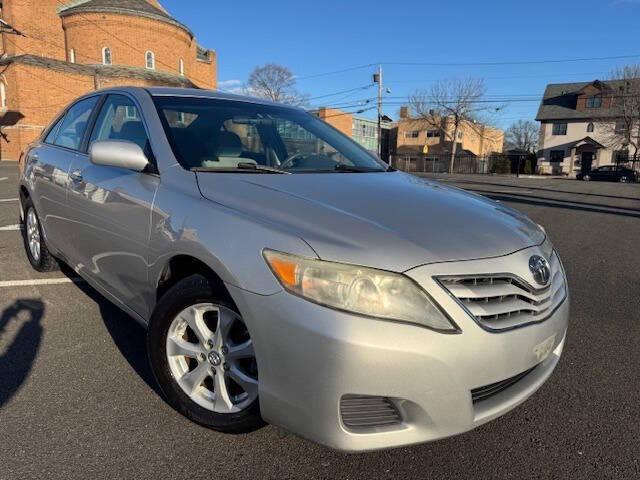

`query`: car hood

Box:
[195,171,545,272]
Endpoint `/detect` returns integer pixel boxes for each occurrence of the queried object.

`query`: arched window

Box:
[102,47,112,65]
[69,49,76,63]
[586,122,594,133]
[146,51,155,70]
[0,82,7,110]
[179,58,184,76]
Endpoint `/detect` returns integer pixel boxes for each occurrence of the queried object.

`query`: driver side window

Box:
[89,94,152,160]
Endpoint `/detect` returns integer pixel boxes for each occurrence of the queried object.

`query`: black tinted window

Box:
[54,96,100,150]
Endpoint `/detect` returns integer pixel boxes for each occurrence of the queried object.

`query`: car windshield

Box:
[153,96,388,173]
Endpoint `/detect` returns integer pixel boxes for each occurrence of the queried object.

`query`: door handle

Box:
[69,170,83,183]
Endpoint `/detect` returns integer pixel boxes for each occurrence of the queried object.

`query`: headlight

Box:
[263,250,458,332]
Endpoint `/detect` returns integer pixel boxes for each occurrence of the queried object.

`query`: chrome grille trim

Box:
[340,395,402,430]
[437,250,566,331]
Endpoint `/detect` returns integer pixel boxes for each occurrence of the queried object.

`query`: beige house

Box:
[536,80,634,175]
[396,107,504,157]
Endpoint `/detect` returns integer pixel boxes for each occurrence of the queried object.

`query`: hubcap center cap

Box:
[208,351,222,366]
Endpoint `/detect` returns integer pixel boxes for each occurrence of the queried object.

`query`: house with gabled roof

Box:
[536,79,636,175]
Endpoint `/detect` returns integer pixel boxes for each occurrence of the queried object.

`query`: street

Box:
[1,162,639,479]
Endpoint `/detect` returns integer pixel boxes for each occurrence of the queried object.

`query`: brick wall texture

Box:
[0,0,216,160]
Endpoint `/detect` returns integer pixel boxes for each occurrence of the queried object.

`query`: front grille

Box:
[340,395,402,430]
[438,251,565,331]
[471,365,538,403]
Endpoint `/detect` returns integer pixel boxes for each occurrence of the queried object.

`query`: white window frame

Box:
[69,48,76,63]
[179,58,184,76]
[0,82,7,110]
[102,47,112,65]
[146,51,155,70]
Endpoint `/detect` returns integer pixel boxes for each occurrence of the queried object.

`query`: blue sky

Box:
[162,0,640,128]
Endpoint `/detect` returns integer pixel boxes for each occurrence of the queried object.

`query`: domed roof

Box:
[59,0,193,37]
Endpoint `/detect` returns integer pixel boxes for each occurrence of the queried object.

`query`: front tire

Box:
[22,199,59,272]
[582,174,591,181]
[147,274,263,433]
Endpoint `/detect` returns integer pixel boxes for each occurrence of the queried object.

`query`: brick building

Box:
[0,0,217,161]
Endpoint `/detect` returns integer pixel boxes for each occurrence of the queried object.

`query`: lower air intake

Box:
[471,365,539,403]
[340,395,402,430]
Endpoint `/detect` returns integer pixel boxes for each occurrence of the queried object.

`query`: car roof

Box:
[93,86,303,110]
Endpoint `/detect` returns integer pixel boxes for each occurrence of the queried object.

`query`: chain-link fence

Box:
[389,153,536,175]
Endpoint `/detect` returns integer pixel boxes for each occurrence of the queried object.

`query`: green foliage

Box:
[490,157,511,174]
[523,159,533,175]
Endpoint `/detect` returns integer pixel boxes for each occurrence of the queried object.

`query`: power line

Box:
[306,84,373,101]
[296,64,376,81]
[381,53,640,67]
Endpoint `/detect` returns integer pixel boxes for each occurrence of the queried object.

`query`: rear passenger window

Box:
[89,95,151,156]
[53,96,99,150]
[44,116,64,144]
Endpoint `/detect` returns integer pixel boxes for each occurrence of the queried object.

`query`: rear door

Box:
[66,93,159,318]
[29,96,100,254]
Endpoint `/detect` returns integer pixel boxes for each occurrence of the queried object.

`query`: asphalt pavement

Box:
[1,162,639,479]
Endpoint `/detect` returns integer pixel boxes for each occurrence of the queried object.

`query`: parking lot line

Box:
[0,277,85,288]
[0,224,20,231]
[0,177,8,181]
[0,198,18,202]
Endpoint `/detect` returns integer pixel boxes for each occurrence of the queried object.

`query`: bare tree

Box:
[246,63,308,106]
[596,65,640,171]
[409,78,498,174]
[505,120,539,153]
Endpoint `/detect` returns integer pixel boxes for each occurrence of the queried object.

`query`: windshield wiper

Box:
[334,164,385,173]
[191,163,289,174]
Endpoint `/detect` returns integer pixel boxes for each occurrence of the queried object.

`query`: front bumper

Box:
[227,246,569,452]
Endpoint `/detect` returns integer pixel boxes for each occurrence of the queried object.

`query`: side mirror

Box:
[89,140,149,172]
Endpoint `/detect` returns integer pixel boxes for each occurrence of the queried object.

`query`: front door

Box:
[581,152,594,173]
[66,94,159,319]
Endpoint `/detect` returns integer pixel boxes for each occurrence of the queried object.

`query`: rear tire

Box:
[583,174,591,181]
[22,198,59,272]
[620,176,629,183]
[147,274,264,433]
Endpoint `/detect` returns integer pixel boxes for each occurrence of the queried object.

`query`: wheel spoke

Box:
[182,306,211,345]
[214,370,234,412]
[226,340,254,361]
[215,308,237,347]
[167,337,202,358]
[178,362,210,395]
[228,365,258,401]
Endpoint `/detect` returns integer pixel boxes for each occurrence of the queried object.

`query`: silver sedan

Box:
[19,87,569,452]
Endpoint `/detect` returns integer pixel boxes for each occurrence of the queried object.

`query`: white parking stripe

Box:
[0,224,20,231]
[0,177,8,181]
[0,277,85,288]
[0,198,18,202]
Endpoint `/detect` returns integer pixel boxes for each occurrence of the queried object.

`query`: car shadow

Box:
[0,299,44,408]
[71,279,162,397]
[437,177,640,202]
[475,189,640,219]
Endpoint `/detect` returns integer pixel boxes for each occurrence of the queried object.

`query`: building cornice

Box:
[59,5,194,39]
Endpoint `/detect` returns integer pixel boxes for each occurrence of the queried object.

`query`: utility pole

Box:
[373,64,383,159]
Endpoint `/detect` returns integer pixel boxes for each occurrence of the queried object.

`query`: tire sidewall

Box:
[147,275,262,432]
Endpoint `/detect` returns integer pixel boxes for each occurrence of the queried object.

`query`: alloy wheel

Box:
[26,208,41,263]
[165,303,258,413]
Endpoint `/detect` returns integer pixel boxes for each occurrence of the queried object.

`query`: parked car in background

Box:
[576,165,637,182]
[18,87,569,452]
